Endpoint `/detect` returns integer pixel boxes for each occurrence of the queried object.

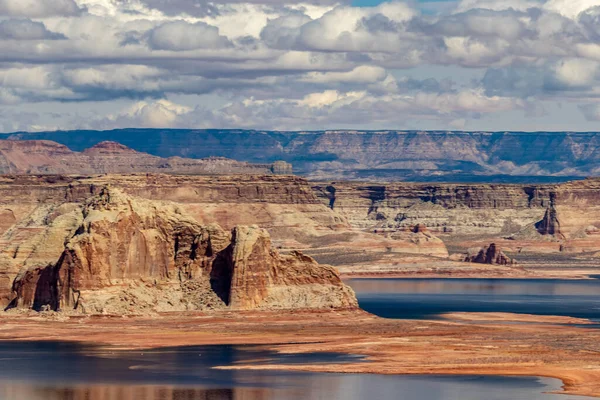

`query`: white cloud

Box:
[102,99,193,128]
[553,58,599,86]
[0,0,600,131]
[147,20,231,51]
[262,2,418,52]
[0,0,82,17]
[543,0,600,18]
[298,90,366,107]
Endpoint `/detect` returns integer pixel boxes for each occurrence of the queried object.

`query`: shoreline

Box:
[341,270,600,280]
[1,310,599,398]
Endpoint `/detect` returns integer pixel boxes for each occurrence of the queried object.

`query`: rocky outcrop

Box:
[271,161,293,175]
[536,195,562,236]
[412,224,428,233]
[465,244,516,265]
[0,140,290,176]
[3,188,357,314]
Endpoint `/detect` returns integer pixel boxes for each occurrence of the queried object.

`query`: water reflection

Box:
[346,278,600,320]
[0,342,596,400]
[0,385,243,400]
[0,374,596,400]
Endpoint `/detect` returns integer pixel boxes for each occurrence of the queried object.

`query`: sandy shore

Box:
[1,310,600,398]
[340,265,600,280]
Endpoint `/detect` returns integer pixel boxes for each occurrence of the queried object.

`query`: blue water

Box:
[347,278,600,321]
[0,341,594,400]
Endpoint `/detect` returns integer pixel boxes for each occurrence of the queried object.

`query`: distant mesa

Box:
[82,141,139,155]
[0,139,293,176]
[3,129,599,182]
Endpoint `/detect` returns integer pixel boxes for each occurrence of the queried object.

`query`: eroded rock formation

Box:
[412,224,428,233]
[465,244,516,265]
[536,195,562,236]
[3,188,357,314]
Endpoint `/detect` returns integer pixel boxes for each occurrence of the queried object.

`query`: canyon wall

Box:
[0,174,451,291]
[4,173,600,292]
[5,129,600,180]
[313,179,600,253]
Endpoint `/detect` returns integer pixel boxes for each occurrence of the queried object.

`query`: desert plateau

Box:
[1,135,600,399]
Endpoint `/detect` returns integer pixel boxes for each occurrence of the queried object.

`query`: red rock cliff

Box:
[5,188,357,314]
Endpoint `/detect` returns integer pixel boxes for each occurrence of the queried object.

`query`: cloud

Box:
[300,65,387,84]
[147,20,232,51]
[552,58,599,87]
[262,2,418,52]
[455,0,544,12]
[429,9,532,42]
[138,0,346,18]
[579,103,600,120]
[100,99,193,128]
[0,0,83,17]
[2,0,600,131]
[544,0,600,18]
[0,19,66,40]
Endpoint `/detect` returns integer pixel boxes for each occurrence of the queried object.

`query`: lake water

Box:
[346,278,600,321]
[0,341,594,400]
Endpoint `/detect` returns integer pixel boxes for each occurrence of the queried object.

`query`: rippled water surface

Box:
[347,278,600,320]
[0,341,595,400]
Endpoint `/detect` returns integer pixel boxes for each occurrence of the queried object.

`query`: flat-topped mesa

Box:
[82,141,138,155]
[465,243,516,266]
[0,140,73,155]
[271,161,293,175]
[5,188,357,314]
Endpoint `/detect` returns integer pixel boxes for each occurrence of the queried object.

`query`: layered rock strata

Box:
[312,179,600,240]
[7,129,600,180]
[2,188,357,314]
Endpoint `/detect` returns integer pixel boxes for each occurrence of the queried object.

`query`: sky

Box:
[2,0,600,132]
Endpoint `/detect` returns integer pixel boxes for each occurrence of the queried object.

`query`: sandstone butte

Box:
[0,186,356,314]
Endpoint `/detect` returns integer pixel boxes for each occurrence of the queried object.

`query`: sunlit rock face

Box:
[3,187,357,314]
